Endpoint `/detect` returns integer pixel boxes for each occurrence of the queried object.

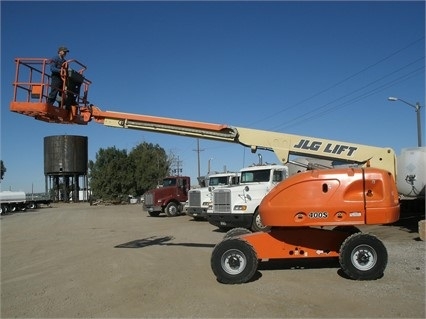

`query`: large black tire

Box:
[223,227,252,239]
[28,202,37,209]
[211,238,258,284]
[165,202,179,217]
[339,233,388,280]
[251,209,270,232]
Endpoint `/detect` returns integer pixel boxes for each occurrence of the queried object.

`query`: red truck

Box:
[143,176,190,217]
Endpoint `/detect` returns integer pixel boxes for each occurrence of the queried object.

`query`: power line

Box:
[276,66,425,130]
[273,57,425,129]
[248,36,425,128]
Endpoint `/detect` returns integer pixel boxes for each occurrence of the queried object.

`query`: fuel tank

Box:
[0,191,26,203]
[397,147,426,198]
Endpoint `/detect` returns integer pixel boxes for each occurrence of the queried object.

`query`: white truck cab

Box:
[207,163,289,232]
[186,172,239,220]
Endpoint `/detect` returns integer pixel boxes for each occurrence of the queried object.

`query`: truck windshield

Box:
[241,169,270,183]
[162,178,176,187]
[209,176,230,186]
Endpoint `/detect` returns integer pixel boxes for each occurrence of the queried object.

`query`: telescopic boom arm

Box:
[10,57,397,177]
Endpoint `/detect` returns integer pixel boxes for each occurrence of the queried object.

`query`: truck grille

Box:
[144,193,154,205]
[213,189,231,213]
[188,190,201,206]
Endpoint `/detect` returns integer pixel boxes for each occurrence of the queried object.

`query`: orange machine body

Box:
[239,167,400,260]
[260,167,400,227]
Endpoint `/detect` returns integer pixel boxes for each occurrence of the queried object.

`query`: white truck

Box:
[207,162,289,232]
[186,172,240,220]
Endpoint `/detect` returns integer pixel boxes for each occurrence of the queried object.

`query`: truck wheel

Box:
[339,233,387,280]
[251,209,270,232]
[223,227,252,239]
[211,238,258,284]
[28,202,37,209]
[165,202,179,217]
[1,204,9,214]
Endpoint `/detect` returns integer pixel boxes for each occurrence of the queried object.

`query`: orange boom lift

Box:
[10,58,400,284]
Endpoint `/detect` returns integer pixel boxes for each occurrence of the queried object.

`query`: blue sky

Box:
[1,1,425,193]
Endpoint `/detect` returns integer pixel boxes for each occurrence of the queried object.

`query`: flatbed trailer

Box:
[26,193,52,209]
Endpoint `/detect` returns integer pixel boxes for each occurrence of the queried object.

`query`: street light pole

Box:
[208,158,213,174]
[388,97,423,147]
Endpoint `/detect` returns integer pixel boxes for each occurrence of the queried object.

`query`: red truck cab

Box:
[143,176,190,217]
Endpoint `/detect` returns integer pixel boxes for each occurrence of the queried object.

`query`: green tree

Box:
[127,142,170,195]
[1,160,6,180]
[89,147,130,201]
[88,143,170,201]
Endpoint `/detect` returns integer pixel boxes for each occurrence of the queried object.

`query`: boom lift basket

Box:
[10,58,92,124]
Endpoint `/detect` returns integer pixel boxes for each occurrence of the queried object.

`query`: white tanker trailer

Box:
[0,191,52,215]
[397,147,425,199]
[0,191,27,214]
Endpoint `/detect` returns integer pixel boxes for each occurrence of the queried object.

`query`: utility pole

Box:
[193,139,204,178]
[172,156,183,176]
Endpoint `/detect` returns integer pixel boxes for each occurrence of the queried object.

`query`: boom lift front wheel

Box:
[339,232,388,280]
[211,238,258,284]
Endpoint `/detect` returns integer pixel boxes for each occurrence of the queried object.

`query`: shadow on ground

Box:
[391,199,425,234]
[115,236,215,249]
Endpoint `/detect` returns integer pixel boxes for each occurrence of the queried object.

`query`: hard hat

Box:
[58,46,69,53]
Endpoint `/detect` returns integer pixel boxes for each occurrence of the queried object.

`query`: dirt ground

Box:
[1,201,425,318]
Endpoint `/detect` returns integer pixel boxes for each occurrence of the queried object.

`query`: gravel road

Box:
[1,202,425,318]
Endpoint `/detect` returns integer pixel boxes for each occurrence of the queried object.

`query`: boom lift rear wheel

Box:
[251,209,270,232]
[339,232,388,280]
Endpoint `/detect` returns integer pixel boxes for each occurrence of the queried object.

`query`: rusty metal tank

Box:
[44,135,88,175]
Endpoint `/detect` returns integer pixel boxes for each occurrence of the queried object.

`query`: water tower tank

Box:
[44,135,88,175]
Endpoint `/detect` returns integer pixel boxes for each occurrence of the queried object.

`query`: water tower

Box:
[44,135,88,202]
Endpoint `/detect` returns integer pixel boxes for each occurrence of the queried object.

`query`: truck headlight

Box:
[234,205,247,211]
